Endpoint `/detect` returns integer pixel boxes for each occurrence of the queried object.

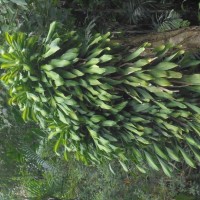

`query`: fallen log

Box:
[123,26,200,52]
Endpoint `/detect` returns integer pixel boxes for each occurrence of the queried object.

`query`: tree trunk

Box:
[120,26,200,53]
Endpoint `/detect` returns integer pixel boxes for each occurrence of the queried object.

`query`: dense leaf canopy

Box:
[1,21,200,176]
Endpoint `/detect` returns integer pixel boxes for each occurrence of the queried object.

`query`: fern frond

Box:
[152,9,190,32]
[124,0,156,24]
[21,144,56,172]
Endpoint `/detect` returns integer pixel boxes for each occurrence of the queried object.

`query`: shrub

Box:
[1,22,200,176]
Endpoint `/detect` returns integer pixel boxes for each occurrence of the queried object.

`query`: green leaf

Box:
[85,58,100,66]
[54,96,65,103]
[72,69,84,77]
[136,136,150,144]
[10,0,27,6]
[104,133,118,142]
[113,101,128,112]
[88,127,98,139]
[54,133,63,156]
[45,71,64,86]
[189,146,200,162]
[182,74,200,85]
[89,35,102,46]
[102,120,116,127]
[149,69,167,78]
[87,48,104,60]
[136,165,146,173]
[29,76,39,81]
[48,130,60,140]
[41,64,54,71]
[162,122,179,134]
[166,147,180,162]
[5,32,13,45]
[58,103,70,116]
[157,157,172,177]
[62,72,77,79]
[70,131,80,141]
[61,52,78,61]
[100,54,112,63]
[123,66,141,75]
[153,143,168,160]
[181,59,200,68]
[153,100,170,110]
[146,86,173,99]
[91,115,106,123]
[96,143,111,153]
[135,72,153,81]
[84,65,106,74]
[167,71,182,79]
[124,47,145,62]
[58,110,68,124]
[45,21,57,43]
[153,78,171,86]
[185,103,200,115]
[153,44,165,52]
[134,103,150,112]
[98,136,109,145]
[188,122,200,137]
[26,93,40,102]
[178,147,196,168]
[153,62,177,70]
[43,46,60,58]
[124,124,143,136]
[64,151,68,161]
[69,111,79,121]
[119,160,128,172]
[109,164,116,175]
[123,59,150,75]
[43,38,61,58]
[50,97,57,108]
[22,106,30,121]
[104,66,117,75]
[144,151,159,171]
[88,78,101,85]
[50,59,71,68]
[97,100,112,110]
[1,63,16,69]
[164,50,185,62]
[168,101,186,109]
[185,136,200,149]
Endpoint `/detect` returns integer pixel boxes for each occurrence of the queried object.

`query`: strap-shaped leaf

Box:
[153,143,169,161]
[144,151,159,171]
[124,46,145,62]
[178,147,196,168]
[153,61,177,70]
[45,21,57,43]
[166,147,180,162]
[119,160,128,172]
[157,157,172,177]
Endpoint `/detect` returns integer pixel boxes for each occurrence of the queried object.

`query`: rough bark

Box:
[122,26,200,52]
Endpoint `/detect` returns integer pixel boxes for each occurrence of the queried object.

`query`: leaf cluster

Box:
[1,22,200,176]
[152,9,190,32]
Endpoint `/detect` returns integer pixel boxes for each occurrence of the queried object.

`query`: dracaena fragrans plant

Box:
[1,21,200,176]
